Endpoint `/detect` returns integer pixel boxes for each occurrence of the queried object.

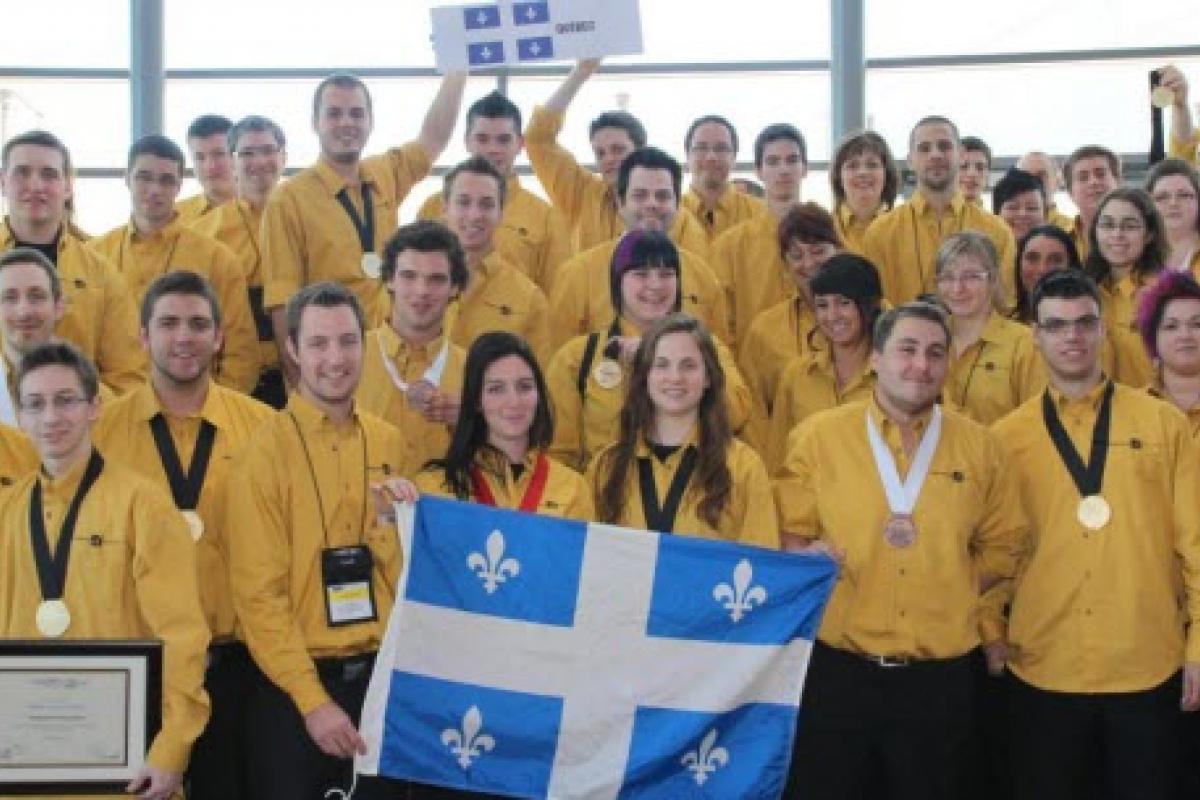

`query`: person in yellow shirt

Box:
[414,331,592,520]
[958,135,992,206]
[547,231,751,472]
[1016,151,1074,232]
[175,114,235,225]
[1145,157,1200,275]
[773,300,1027,799]
[830,130,900,254]
[524,58,710,257]
[0,342,211,800]
[1137,269,1200,436]
[935,232,1046,424]
[738,203,840,437]
[763,254,881,471]
[1063,144,1121,261]
[356,221,466,478]
[0,419,35,488]
[91,270,273,800]
[89,135,259,394]
[417,91,571,295]
[440,156,551,364]
[681,114,766,244]
[192,115,290,407]
[589,313,777,547]
[225,282,407,800]
[709,123,806,347]
[991,269,1200,799]
[1158,64,1199,165]
[862,115,1016,307]
[992,167,1047,249]
[260,70,466,385]
[548,147,728,348]
[0,130,145,393]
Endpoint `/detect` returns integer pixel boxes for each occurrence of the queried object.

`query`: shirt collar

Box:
[474,443,540,480]
[376,323,447,363]
[126,214,181,243]
[910,190,965,218]
[286,391,359,431]
[634,425,701,460]
[39,447,95,500]
[127,379,228,430]
[313,157,374,197]
[1047,377,1110,411]
[867,394,934,439]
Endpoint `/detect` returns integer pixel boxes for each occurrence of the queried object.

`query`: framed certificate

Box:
[0,640,162,794]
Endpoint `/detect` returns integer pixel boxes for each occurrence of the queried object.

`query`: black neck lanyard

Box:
[603,318,623,359]
[954,338,989,409]
[149,413,216,510]
[638,445,698,533]
[287,411,368,547]
[1041,381,1115,497]
[28,449,105,601]
[335,183,375,253]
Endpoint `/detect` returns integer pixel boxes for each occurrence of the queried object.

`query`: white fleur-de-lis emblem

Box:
[467,529,520,594]
[441,705,496,770]
[681,729,730,785]
[712,559,767,622]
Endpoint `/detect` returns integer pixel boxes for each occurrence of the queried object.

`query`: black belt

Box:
[816,639,973,670]
[314,652,377,683]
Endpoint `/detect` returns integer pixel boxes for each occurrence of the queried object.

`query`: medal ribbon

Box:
[637,446,698,533]
[471,452,550,513]
[1040,381,1114,498]
[865,405,943,514]
[335,184,375,254]
[149,414,217,510]
[28,449,105,602]
[377,335,450,393]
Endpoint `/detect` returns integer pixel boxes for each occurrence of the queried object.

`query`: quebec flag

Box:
[357,497,838,799]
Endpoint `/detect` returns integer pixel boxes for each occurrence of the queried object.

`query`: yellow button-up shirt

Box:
[681,185,766,245]
[93,380,273,640]
[226,395,404,715]
[0,454,211,772]
[1,220,145,394]
[0,422,37,490]
[737,294,817,438]
[1097,276,1155,387]
[448,252,551,364]
[355,325,465,478]
[1146,378,1200,437]
[709,212,792,348]
[834,203,880,255]
[862,193,1017,307]
[174,193,219,226]
[945,313,1046,425]
[260,143,433,325]
[89,218,260,393]
[417,177,572,295]
[994,382,1200,692]
[775,399,1028,657]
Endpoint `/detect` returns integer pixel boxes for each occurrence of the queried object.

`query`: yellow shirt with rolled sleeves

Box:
[709,213,792,349]
[89,218,260,393]
[763,347,875,473]
[355,325,465,478]
[944,313,1047,425]
[448,252,551,364]
[191,198,279,371]
[1146,380,1200,437]
[1,220,145,395]
[260,143,433,326]
[92,381,273,641]
[834,203,880,255]
[774,399,1029,656]
[1169,129,1200,165]
[545,319,753,472]
[862,192,1017,307]
[415,446,594,521]
[993,382,1200,693]
[174,193,219,226]
[416,177,572,295]
[0,422,37,490]
[226,395,404,716]
[681,185,767,246]
[588,431,780,548]
[0,455,211,773]
[737,295,817,446]
[548,240,729,350]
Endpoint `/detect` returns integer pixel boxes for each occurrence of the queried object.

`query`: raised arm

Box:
[416,70,469,162]
[1160,65,1197,162]
[544,58,602,114]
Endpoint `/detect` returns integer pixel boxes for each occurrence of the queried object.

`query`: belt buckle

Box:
[873,654,911,668]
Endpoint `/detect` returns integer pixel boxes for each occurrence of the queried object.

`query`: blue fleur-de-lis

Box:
[712,559,767,622]
[467,529,521,594]
[441,705,496,770]
[681,728,730,785]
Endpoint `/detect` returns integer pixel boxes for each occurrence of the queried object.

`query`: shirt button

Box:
[898,610,906,617]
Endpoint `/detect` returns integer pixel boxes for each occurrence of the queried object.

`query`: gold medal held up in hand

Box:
[1151,86,1175,109]
[361,252,383,279]
[182,510,204,541]
[593,359,622,390]
[1076,494,1111,530]
[36,599,71,638]
[883,514,917,548]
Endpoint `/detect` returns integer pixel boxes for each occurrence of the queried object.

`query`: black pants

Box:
[785,641,976,800]
[1009,671,1182,800]
[971,650,1011,800]
[186,642,257,800]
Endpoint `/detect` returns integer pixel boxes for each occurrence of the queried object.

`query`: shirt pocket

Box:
[71,531,130,608]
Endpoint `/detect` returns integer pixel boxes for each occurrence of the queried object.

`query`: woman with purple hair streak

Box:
[1137,269,1200,436]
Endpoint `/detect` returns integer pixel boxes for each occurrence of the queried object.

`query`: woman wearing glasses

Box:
[1145,158,1200,275]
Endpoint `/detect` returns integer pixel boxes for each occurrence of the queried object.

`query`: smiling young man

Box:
[176,114,236,224]
[681,114,766,244]
[1063,144,1122,261]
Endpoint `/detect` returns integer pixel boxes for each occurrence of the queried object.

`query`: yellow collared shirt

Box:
[737,294,817,444]
[834,203,880,255]
[0,422,37,490]
[993,382,1200,692]
[260,143,433,325]
[681,185,766,245]
[775,399,1028,658]
[448,252,551,364]
[0,454,211,773]
[226,394,405,716]
[356,325,465,478]
[1,220,145,394]
[1097,276,1154,387]
[709,213,792,348]
[1146,379,1200,437]
[174,193,219,225]
[89,218,260,393]
[862,193,1017,306]
[93,380,273,641]
[945,313,1046,425]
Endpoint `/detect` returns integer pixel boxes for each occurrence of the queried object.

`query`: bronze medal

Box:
[406,379,436,407]
[883,514,917,548]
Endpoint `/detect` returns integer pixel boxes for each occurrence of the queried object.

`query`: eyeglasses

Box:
[1096,219,1146,234]
[1037,314,1101,336]
[690,143,734,157]
[935,270,990,286]
[18,394,91,415]
[236,145,281,159]
[1152,190,1198,204]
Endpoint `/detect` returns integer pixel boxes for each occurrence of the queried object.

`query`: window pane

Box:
[0,79,129,168]
[71,177,135,238]
[4,1,127,68]
[624,0,829,63]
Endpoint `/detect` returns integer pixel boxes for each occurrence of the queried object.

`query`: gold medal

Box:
[182,510,204,541]
[592,359,622,390]
[36,599,71,638]
[1077,495,1111,530]
[361,252,383,279]
[883,514,917,548]
[1151,86,1175,109]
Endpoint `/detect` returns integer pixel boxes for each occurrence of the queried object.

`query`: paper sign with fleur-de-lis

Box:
[441,705,496,770]
[712,559,768,622]
[680,728,730,786]
[467,529,521,594]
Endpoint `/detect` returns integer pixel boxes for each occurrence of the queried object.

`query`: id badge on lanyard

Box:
[321,545,378,627]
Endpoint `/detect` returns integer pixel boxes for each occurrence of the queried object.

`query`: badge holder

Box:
[321,545,378,627]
